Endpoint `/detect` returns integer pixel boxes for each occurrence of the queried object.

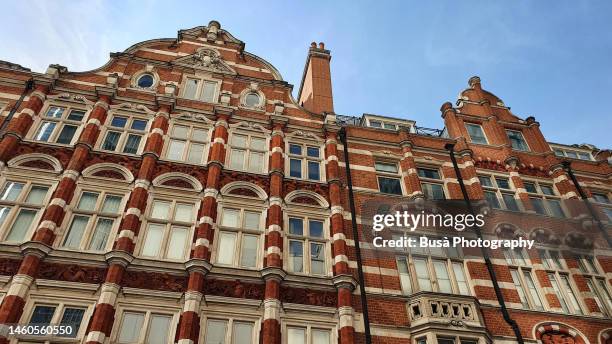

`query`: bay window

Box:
[288,143,323,181]
[375,162,403,195]
[165,123,210,164]
[61,190,124,252]
[0,180,50,243]
[32,105,87,145]
[115,310,175,344]
[286,216,328,276]
[215,207,264,268]
[139,199,195,261]
[100,114,149,155]
[417,167,445,200]
[227,133,267,173]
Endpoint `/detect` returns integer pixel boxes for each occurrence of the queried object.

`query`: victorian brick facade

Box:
[0,20,610,344]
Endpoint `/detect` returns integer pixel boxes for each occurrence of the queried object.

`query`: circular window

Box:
[245,92,261,107]
[137,73,154,88]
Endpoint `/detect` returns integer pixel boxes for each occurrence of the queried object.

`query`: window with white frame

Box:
[100,114,149,155]
[227,133,267,173]
[61,190,124,252]
[465,123,488,144]
[32,105,87,145]
[536,248,584,314]
[285,325,332,344]
[417,167,445,200]
[553,147,593,161]
[368,119,397,130]
[288,143,323,181]
[523,180,565,217]
[575,254,611,315]
[165,122,210,164]
[436,335,480,344]
[503,247,544,310]
[506,129,529,151]
[478,174,520,211]
[0,180,50,243]
[115,309,175,344]
[375,161,403,195]
[286,216,328,276]
[203,317,257,344]
[27,303,88,339]
[591,191,610,204]
[139,199,195,261]
[215,207,264,268]
[182,77,219,103]
[395,235,468,295]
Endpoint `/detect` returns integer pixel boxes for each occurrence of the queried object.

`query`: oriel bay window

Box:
[203,317,257,344]
[417,167,446,200]
[395,236,469,295]
[286,216,328,276]
[100,114,148,154]
[0,180,51,243]
[523,180,565,217]
[227,133,267,173]
[215,207,264,268]
[139,199,195,261]
[478,174,519,211]
[61,190,124,252]
[32,105,87,145]
[288,143,323,181]
[165,122,210,164]
[115,309,176,344]
[375,162,403,195]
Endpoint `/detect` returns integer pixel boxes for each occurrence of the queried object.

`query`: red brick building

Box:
[0,20,610,344]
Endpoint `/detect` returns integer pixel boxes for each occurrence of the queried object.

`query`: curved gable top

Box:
[153,172,203,192]
[220,181,267,200]
[285,190,329,208]
[8,153,63,173]
[82,163,135,183]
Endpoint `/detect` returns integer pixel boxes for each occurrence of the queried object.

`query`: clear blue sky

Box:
[2,1,610,148]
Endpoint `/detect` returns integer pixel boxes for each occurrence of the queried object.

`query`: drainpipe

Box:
[562,161,612,247]
[0,79,34,135]
[338,127,372,344]
[445,143,525,344]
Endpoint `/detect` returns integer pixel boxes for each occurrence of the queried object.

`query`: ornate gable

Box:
[173,48,236,75]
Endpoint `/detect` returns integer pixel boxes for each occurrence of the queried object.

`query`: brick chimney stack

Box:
[297,42,334,114]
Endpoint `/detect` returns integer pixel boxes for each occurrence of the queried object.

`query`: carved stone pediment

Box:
[173,48,236,75]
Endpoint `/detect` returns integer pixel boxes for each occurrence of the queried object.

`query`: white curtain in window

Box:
[184,79,199,99]
[6,209,36,242]
[240,235,258,268]
[142,224,164,257]
[25,186,48,205]
[148,315,171,344]
[187,143,205,164]
[205,319,228,344]
[77,192,99,211]
[217,232,236,265]
[101,195,122,213]
[232,322,253,344]
[63,215,90,248]
[118,313,144,342]
[312,329,331,344]
[287,328,306,344]
[167,226,188,260]
[88,218,114,251]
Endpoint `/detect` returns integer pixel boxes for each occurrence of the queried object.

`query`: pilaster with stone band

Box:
[398,128,425,199]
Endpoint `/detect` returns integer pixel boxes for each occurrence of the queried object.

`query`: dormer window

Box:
[506,130,529,151]
[368,119,397,130]
[553,147,593,161]
[136,74,154,88]
[465,123,488,144]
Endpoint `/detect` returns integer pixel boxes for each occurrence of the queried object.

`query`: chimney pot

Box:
[310,42,317,48]
[319,42,325,49]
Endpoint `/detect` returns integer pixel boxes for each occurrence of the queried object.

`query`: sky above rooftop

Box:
[2,0,610,148]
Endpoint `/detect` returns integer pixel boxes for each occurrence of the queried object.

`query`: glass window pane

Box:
[137,74,154,88]
[561,275,582,314]
[58,307,85,338]
[453,262,469,295]
[35,121,56,141]
[309,220,324,238]
[548,273,569,313]
[243,211,260,230]
[397,257,412,294]
[102,131,121,151]
[233,322,253,344]
[56,125,78,144]
[310,242,325,275]
[510,270,529,309]
[131,119,147,131]
[433,260,452,293]
[192,128,208,141]
[167,226,188,260]
[369,121,382,128]
[174,203,193,222]
[414,258,432,291]
[25,186,48,204]
[308,161,320,181]
[184,79,198,99]
[383,123,396,130]
[417,168,440,179]
[248,152,264,173]
[45,106,64,118]
[288,218,303,235]
[496,178,510,189]
[531,198,547,215]
[547,199,565,218]
[151,201,171,220]
[6,208,37,242]
[523,271,544,310]
[422,183,445,200]
[77,192,99,211]
[245,93,260,107]
[1,181,24,201]
[540,185,555,195]
[437,337,455,344]
[221,209,239,228]
[110,116,127,128]
[307,147,320,158]
[502,194,519,211]
[312,329,331,344]
[147,315,172,344]
[466,123,487,144]
[141,224,164,257]
[167,140,186,161]
[289,144,302,155]
[524,182,537,193]
[565,151,578,158]
[229,149,245,170]
[375,162,397,173]
[205,319,227,344]
[479,176,493,187]
[187,143,205,164]
[0,206,10,226]
[123,134,142,154]
[232,135,247,148]
[217,232,237,265]
[484,191,501,209]
[250,138,266,150]
[172,125,189,139]
[118,312,144,342]
[287,328,306,344]
[379,177,402,195]
[240,235,258,268]
[201,81,216,102]
[63,215,90,248]
[102,195,122,213]
[29,305,56,325]
[289,240,304,272]
[67,110,86,121]
[507,130,529,151]
[290,159,302,178]
[88,218,114,251]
